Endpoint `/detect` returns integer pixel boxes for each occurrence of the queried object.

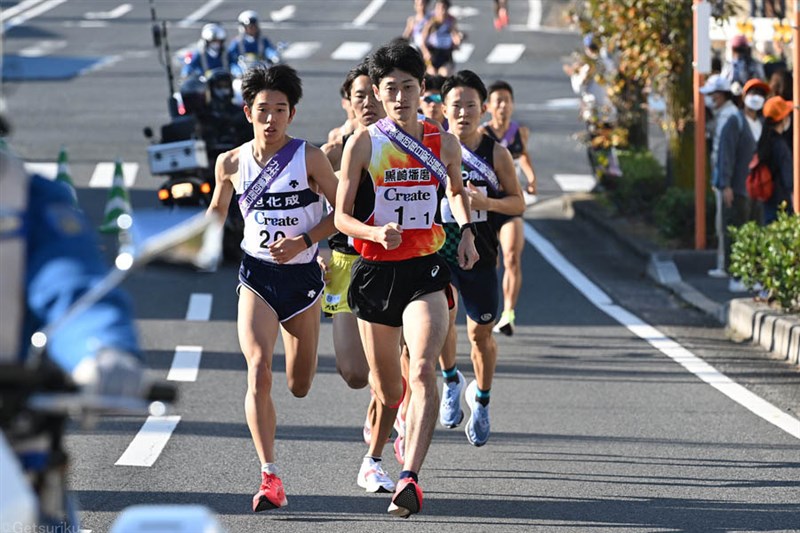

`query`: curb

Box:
[565,194,800,367]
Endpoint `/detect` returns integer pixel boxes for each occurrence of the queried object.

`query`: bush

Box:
[729,208,800,311]
[653,187,716,248]
[609,150,666,219]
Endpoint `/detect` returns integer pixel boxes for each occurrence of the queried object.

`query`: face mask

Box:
[704,95,715,109]
[744,94,765,111]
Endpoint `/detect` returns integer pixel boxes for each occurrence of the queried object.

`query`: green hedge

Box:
[653,187,716,248]
[609,150,666,220]
[729,208,800,311]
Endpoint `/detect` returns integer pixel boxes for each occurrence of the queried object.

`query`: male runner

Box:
[321,61,398,494]
[437,70,524,446]
[335,42,478,518]
[206,64,339,512]
[481,80,538,336]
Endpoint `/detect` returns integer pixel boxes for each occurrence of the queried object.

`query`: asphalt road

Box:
[4,1,799,532]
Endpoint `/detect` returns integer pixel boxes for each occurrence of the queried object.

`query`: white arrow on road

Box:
[84,3,132,20]
[270,5,296,23]
[449,6,479,19]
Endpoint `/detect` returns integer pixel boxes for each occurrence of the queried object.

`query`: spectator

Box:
[758,96,795,223]
[742,78,769,142]
[700,74,758,291]
[721,35,765,87]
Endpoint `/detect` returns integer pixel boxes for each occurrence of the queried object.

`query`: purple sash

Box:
[500,121,519,148]
[238,138,304,217]
[460,143,500,193]
[375,118,448,187]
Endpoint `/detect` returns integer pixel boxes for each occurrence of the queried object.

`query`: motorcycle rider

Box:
[182,22,230,79]
[228,10,281,78]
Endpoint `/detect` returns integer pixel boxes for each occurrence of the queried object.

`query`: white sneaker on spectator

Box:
[728,278,748,292]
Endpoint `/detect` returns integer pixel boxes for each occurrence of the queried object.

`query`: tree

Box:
[571,0,739,188]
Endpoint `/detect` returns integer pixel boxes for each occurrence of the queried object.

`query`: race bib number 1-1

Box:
[374,184,438,230]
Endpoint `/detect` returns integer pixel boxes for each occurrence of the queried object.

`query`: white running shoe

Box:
[357,457,395,493]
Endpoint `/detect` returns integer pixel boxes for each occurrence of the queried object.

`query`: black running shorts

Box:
[348,254,451,327]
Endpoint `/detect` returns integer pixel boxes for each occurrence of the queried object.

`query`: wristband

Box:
[301,232,313,249]
[459,222,476,237]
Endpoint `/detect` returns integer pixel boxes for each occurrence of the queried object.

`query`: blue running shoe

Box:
[465,380,490,446]
[439,370,465,428]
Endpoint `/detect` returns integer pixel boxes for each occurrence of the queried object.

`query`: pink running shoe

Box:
[387,477,423,518]
[393,434,405,465]
[252,472,288,512]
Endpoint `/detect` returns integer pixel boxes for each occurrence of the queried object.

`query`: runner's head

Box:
[369,42,426,122]
[344,60,385,127]
[241,64,303,110]
[242,64,302,140]
[486,80,514,122]
[433,0,451,21]
[420,74,446,123]
[442,70,487,137]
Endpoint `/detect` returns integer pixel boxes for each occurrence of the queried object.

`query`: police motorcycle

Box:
[0,208,225,532]
[145,5,249,262]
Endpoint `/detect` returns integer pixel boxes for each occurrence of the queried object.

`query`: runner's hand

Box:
[466,182,489,211]
[457,231,479,271]
[374,222,403,250]
[268,236,306,264]
[316,255,331,284]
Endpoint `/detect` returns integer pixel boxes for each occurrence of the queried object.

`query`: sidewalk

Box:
[565,194,800,367]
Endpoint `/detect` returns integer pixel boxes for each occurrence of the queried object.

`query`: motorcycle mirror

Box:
[143,126,154,139]
[28,209,222,362]
[151,23,162,48]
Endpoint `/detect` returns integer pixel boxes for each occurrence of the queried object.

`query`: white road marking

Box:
[281,41,320,60]
[3,0,69,31]
[71,20,108,28]
[449,6,479,19]
[186,293,213,321]
[79,54,123,75]
[115,416,181,467]
[270,5,296,22]
[24,162,58,179]
[452,43,475,64]
[528,0,543,30]
[331,41,372,61]
[84,4,132,20]
[515,98,581,111]
[178,0,225,28]
[522,222,800,440]
[485,43,525,64]
[168,346,203,382]
[89,162,138,188]
[352,0,385,27]
[18,39,66,57]
[0,0,46,23]
[553,173,596,192]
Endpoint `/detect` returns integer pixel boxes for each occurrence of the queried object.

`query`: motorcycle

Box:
[0,209,225,531]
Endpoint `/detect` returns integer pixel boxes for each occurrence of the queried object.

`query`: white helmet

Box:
[200,23,226,44]
[238,10,259,27]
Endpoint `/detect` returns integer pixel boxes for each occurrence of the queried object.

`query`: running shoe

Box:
[387,477,423,518]
[464,380,490,447]
[394,410,406,438]
[393,434,405,465]
[252,471,288,512]
[357,457,395,493]
[493,311,515,336]
[439,370,465,428]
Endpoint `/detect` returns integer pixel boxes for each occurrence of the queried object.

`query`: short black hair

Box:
[241,64,303,109]
[487,80,514,100]
[369,42,425,85]
[423,74,446,92]
[342,60,371,99]
[441,70,487,102]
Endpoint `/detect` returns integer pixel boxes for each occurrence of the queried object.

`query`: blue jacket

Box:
[181,47,229,79]
[228,35,279,77]
[22,175,139,372]
[713,107,756,195]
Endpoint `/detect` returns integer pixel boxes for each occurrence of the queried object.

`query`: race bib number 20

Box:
[374,184,438,230]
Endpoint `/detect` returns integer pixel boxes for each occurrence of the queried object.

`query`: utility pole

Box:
[794,1,800,214]
[694,1,711,249]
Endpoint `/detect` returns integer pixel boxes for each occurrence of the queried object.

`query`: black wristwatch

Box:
[459,222,477,237]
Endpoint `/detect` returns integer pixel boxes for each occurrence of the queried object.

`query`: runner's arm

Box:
[207,149,237,223]
[518,126,537,193]
[467,143,524,216]
[335,130,379,242]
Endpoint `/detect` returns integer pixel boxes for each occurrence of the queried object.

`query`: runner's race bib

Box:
[374,184,438,229]
[439,183,488,224]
